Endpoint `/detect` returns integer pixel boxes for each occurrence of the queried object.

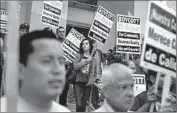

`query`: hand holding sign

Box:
[147,86,157,103]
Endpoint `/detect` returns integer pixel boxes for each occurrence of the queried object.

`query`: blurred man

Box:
[56,26,65,42]
[129,71,176,112]
[19,23,30,37]
[94,63,134,112]
[1,30,70,112]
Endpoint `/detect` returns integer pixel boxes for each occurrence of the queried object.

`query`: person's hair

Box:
[19,29,59,66]
[19,23,30,31]
[56,26,64,33]
[79,38,93,55]
[108,49,113,53]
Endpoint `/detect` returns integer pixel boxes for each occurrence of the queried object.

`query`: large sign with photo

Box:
[0,9,8,34]
[41,1,62,28]
[61,28,85,62]
[116,14,141,54]
[140,1,176,77]
[88,6,115,45]
[132,74,146,96]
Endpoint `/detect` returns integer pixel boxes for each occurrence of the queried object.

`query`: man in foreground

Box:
[1,30,70,112]
[94,63,134,112]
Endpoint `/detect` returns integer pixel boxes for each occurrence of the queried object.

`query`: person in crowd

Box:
[129,70,176,112]
[73,38,93,112]
[0,30,70,112]
[121,60,136,74]
[56,26,65,42]
[55,26,70,107]
[88,39,105,109]
[19,23,30,37]
[94,63,134,112]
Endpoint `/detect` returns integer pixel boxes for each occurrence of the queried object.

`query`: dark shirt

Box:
[130,91,157,112]
[74,54,92,83]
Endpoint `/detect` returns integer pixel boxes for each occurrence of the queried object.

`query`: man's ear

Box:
[19,63,25,80]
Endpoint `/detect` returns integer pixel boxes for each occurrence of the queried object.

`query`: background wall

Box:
[97,0,134,53]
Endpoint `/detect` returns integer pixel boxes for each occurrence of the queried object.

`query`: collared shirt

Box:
[0,96,70,112]
[94,100,114,112]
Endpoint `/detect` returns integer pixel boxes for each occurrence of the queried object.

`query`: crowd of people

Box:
[0,23,176,112]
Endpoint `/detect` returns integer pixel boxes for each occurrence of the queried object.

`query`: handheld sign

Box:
[0,8,8,34]
[116,14,141,54]
[140,1,176,78]
[88,6,115,45]
[132,74,146,96]
[61,28,85,62]
[41,1,63,28]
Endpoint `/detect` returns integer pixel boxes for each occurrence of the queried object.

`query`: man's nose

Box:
[52,61,64,75]
[127,87,134,97]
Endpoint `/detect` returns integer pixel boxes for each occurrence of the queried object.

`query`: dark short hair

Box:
[19,29,59,66]
[79,38,93,55]
[19,23,30,31]
[56,26,64,33]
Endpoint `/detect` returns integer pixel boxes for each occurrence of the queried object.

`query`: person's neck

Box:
[83,51,90,57]
[20,86,53,110]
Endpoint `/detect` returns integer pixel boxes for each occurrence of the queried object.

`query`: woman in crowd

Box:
[73,38,93,112]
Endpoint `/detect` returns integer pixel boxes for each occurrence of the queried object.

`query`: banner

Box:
[140,1,176,77]
[116,14,141,54]
[61,28,85,62]
[41,1,62,28]
[132,74,146,96]
[0,9,8,34]
[88,6,115,45]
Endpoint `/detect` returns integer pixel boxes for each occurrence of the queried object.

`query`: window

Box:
[69,0,97,11]
[70,0,97,6]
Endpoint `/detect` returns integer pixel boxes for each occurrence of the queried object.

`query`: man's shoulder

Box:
[137,91,147,98]
[52,101,71,112]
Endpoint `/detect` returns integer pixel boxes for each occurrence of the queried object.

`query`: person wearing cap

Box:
[19,23,30,37]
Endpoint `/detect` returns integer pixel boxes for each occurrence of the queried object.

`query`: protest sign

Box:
[116,14,141,54]
[88,6,115,45]
[132,74,146,96]
[0,9,8,34]
[140,1,176,77]
[41,1,62,28]
[61,28,85,62]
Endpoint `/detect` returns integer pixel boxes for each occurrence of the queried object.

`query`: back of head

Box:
[102,63,133,87]
[19,29,59,66]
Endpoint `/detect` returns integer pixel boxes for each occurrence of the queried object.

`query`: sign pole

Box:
[149,72,161,112]
[161,75,171,108]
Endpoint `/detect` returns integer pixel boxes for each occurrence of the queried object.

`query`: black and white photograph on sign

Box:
[0,0,176,112]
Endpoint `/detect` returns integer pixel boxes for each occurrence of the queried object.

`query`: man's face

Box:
[105,72,134,112]
[19,29,28,37]
[20,38,66,98]
[57,28,65,39]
